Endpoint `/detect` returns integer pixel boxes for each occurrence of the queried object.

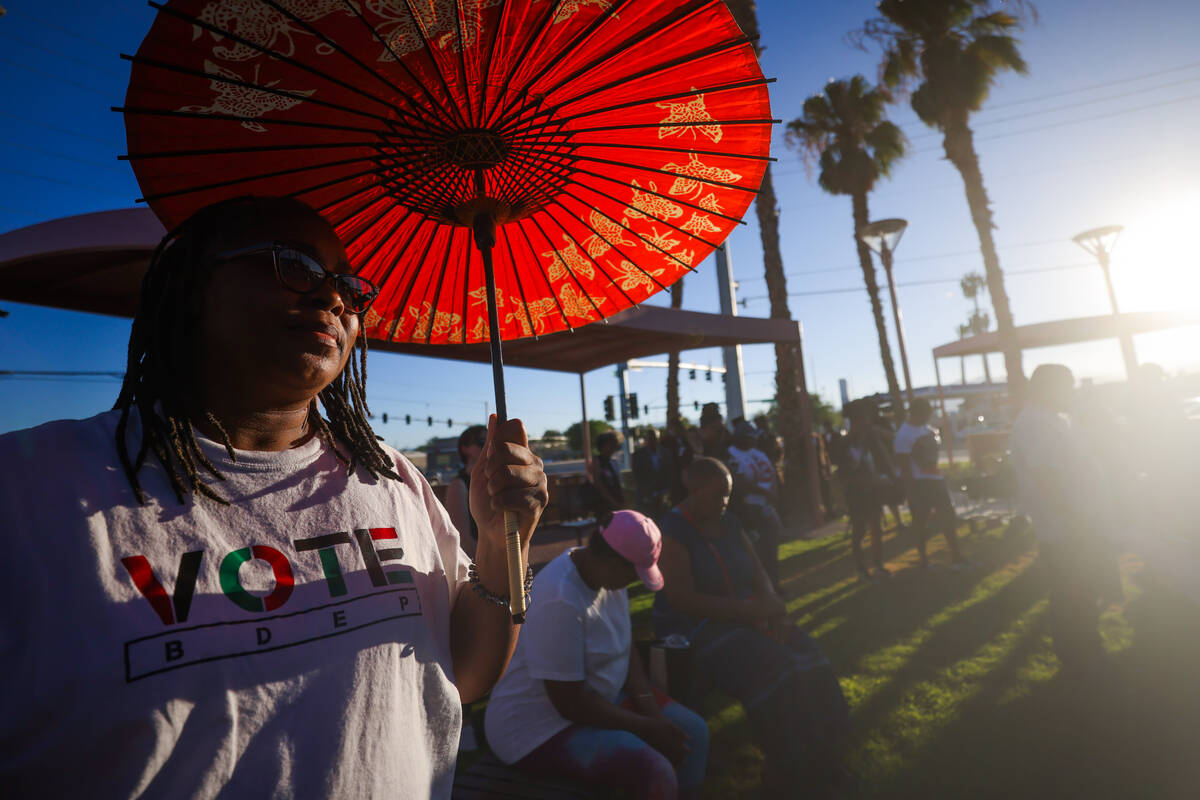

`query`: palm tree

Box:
[786,75,906,415]
[666,279,684,426]
[960,270,993,382]
[956,322,972,384]
[860,0,1033,398]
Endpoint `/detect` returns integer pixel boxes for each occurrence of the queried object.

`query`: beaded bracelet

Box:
[468,562,533,612]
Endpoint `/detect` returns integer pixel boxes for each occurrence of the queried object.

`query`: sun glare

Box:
[1113,190,1200,315]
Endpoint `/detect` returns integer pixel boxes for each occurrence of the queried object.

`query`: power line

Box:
[906,74,1200,142]
[0,167,129,197]
[0,55,110,99]
[0,111,122,148]
[739,261,1096,303]
[5,8,125,53]
[0,31,127,79]
[738,236,1065,284]
[0,139,127,174]
[913,92,1200,155]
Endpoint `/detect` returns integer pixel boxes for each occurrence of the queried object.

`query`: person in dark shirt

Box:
[653,458,851,797]
[590,431,625,518]
[632,427,668,517]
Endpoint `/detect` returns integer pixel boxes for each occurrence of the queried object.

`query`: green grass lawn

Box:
[627,519,1200,799]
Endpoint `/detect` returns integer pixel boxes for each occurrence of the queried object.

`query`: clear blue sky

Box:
[2,0,1199,449]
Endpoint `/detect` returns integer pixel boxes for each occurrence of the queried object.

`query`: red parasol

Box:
[121,0,774,620]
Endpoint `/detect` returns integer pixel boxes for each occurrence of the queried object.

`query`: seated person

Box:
[653,458,851,797]
[485,511,708,799]
[725,421,784,588]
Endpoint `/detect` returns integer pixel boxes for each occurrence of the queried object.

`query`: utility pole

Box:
[714,242,747,421]
[615,361,632,467]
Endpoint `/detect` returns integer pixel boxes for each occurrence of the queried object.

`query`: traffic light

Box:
[689,368,696,380]
[705,369,712,382]
[427,416,433,426]
[644,404,649,416]
[694,401,700,410]
[405,414,411,425]
[382,412,388,424]
[603,395,615,421]
[627,393,639,419]
[448,419,453,428]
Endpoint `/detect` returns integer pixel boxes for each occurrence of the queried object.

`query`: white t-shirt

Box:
[894,422,941,480]
[1010,405,1113,544]
[484,549,631,764]
[726,445,776,506]
[0,410,471,799]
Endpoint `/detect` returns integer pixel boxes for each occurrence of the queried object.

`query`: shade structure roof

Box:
[932,310,1200,359]
[0,208,799,373]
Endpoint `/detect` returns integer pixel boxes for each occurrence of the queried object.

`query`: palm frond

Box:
[966,34,1029,75]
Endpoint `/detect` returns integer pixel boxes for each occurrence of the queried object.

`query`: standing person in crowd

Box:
[633,427,669,518]
[660,420,695,506]
[486,511,708,799]
[0,196,548,798]
[698,402,729,459]
[653,458,851,798]
[838,400,897,581]
[1011,364,1118,676]
[726,421,784,589]
[752,414,783,466]
[447,423,488,559]
[894,400,968,569]
[590,430,626,519]
[874,408,908,531]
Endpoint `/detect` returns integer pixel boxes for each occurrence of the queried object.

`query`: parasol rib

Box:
[145,0,430,130]
[480,0,571,129]
[135,155,375,203]
[525,0,721,109]
[563,140,776,162]
[341,0,470,131]
[511,219,573,332]
[558,180,713,267]
[524,213,607,322]
[516,77,776,132]
[384,219,441,342]
[257,0,446,124]
[546,198,672,291]
[502,0,638,111]
[554,186,698,273]
[113,105,382,137]
[395,0,473,131]
[119,53,400,128]
[499,223,538,339]
[542,208,640,308]
[546,33,757,112]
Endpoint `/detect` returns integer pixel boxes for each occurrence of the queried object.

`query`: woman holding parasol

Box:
[0,195,547,798]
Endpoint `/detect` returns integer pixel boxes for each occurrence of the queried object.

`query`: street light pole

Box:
[859,218,914,408]
[1073,225,1137,380]
[879,244,914,405]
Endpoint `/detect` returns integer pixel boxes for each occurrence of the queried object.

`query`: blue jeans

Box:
[514,690,708,799]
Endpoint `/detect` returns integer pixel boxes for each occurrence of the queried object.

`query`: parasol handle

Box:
[472,212,528,624]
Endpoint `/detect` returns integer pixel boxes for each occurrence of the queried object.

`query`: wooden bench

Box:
[452,753,601,799]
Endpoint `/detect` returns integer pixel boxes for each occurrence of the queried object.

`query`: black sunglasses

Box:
[214,241,379,314]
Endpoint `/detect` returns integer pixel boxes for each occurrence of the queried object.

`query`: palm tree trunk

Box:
[942,114,1025,399]
[666,279,684,425]
[755,168,806,498]
[851,191,904,413]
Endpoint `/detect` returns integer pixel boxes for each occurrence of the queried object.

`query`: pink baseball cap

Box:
[601,510,664,591]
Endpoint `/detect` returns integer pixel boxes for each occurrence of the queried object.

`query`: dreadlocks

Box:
[114,196,399,505]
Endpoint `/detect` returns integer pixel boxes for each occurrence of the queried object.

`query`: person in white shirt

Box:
[894,399,967,569]
[485,511,708,799]
[1010,364,1116,673]
[726,422,784,588]
[0,196,548,799]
